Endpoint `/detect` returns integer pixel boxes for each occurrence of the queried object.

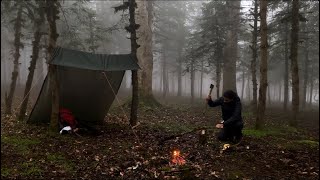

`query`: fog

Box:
[1,0,319,110]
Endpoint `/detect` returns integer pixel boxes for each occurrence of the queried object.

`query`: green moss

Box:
[46,153,75,173]
[295,140,319,147]
[1,136,40,154]
[242,111,253,118]
[280,139,319,150]
[20,162,43,176]
[243,126,299,138]
[243,129,269,137]
[1,167,13,177]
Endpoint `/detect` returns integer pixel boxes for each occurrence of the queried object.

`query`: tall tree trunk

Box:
[290,0,300,126]
[200,60,203,98]
[177,52,182,96]
[279,83,282,102]
[128,0,140,126]
[283,3,290,111]
[166,70,169,97]
[5,5,23,115]
[302,33,309,110]
[267,84,271,106]
[247,75,251,101]
[215,50,222,98]
[241,69,245,99]
[36,47,45,85]
[18,1,45,120]
[256,0,268,130]
[162,50,167,98]
[46,0,60,131]
[273,84,276,102]
[215,17,222,98]
[223,0,240,93]
[309,61,313,107]
[159,66,162,94]
[136,0,155,102]
[173,73,176,94]
[184,75,187,96]
[216,68,221,99]
[250,0,258,115]
[190,60,195,103]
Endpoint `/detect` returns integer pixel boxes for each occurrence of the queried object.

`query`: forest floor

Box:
[1,97,319,180]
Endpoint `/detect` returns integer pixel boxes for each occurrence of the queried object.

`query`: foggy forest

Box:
[1,0,319,179]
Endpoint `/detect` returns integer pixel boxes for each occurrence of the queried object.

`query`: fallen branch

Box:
[158,126,214,145]
[163,167,195,174]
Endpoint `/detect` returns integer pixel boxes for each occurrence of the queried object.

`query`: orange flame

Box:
[171,150,186,165]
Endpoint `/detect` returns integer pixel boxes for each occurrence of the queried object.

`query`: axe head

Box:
[210,84,214,89]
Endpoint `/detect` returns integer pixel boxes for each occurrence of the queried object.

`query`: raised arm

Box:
[207,97,223,107]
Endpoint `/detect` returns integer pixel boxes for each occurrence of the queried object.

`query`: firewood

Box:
[158,126,212,145]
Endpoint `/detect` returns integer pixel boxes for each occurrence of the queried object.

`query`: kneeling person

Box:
[206,90,244,144]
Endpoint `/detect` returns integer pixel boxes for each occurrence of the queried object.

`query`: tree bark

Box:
[128,0,140,126]
[256,0,268,130]
[283,3,290,111]
[136,0,155,100]
[162,49,167,98]
[18,1,45,121]
[215,16,222,99]
[279,83,282,102]
[273,84,276,102]
[241,69,245,99]
[247,75,251,101]
[222,0,240,93]
[215,46,222,99]
[251,0,258,114]
[177,52,182,96]
[290,0,300,126]
[309,60,313,107]
[267,84,271,106]
[302,32,309,110]
[5,5,23,115]
[200,60,203,98]
[190,60,195,103]
[46,0,60,131]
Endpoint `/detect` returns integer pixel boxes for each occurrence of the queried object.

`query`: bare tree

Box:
[290,0,300,126]
[222,0,240,92]
[250,0,259,115]
[5,3,23,115]
[283,3,290,111]
[46,0,60,131]
[301,23,310,110]
[128,0,139,126]
[256,0,268,129]
[136,0,157,104]
[18,1,46,121]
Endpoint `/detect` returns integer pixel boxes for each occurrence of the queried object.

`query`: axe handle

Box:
[208,87,213,96]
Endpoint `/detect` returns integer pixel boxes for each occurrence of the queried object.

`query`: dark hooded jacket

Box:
[207,96,243,128]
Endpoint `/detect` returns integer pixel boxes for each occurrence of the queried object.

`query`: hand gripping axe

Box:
[203,84,214,115]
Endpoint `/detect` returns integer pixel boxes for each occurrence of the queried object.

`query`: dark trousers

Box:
[217,126,243,143]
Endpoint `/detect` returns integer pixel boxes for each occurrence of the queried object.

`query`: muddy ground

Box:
[1,97,319,180]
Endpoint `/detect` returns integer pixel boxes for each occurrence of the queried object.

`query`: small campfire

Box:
[170,150,186,166]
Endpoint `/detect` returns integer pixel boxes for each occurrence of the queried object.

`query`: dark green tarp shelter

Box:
[28,47,140,126]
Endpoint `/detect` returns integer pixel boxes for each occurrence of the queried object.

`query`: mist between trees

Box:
[1,0,319,128]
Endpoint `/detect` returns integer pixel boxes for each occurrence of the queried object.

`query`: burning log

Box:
[170,150,186,166]
[160,150,197,179]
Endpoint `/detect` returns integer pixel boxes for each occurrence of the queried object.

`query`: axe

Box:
[203,84,214,115]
